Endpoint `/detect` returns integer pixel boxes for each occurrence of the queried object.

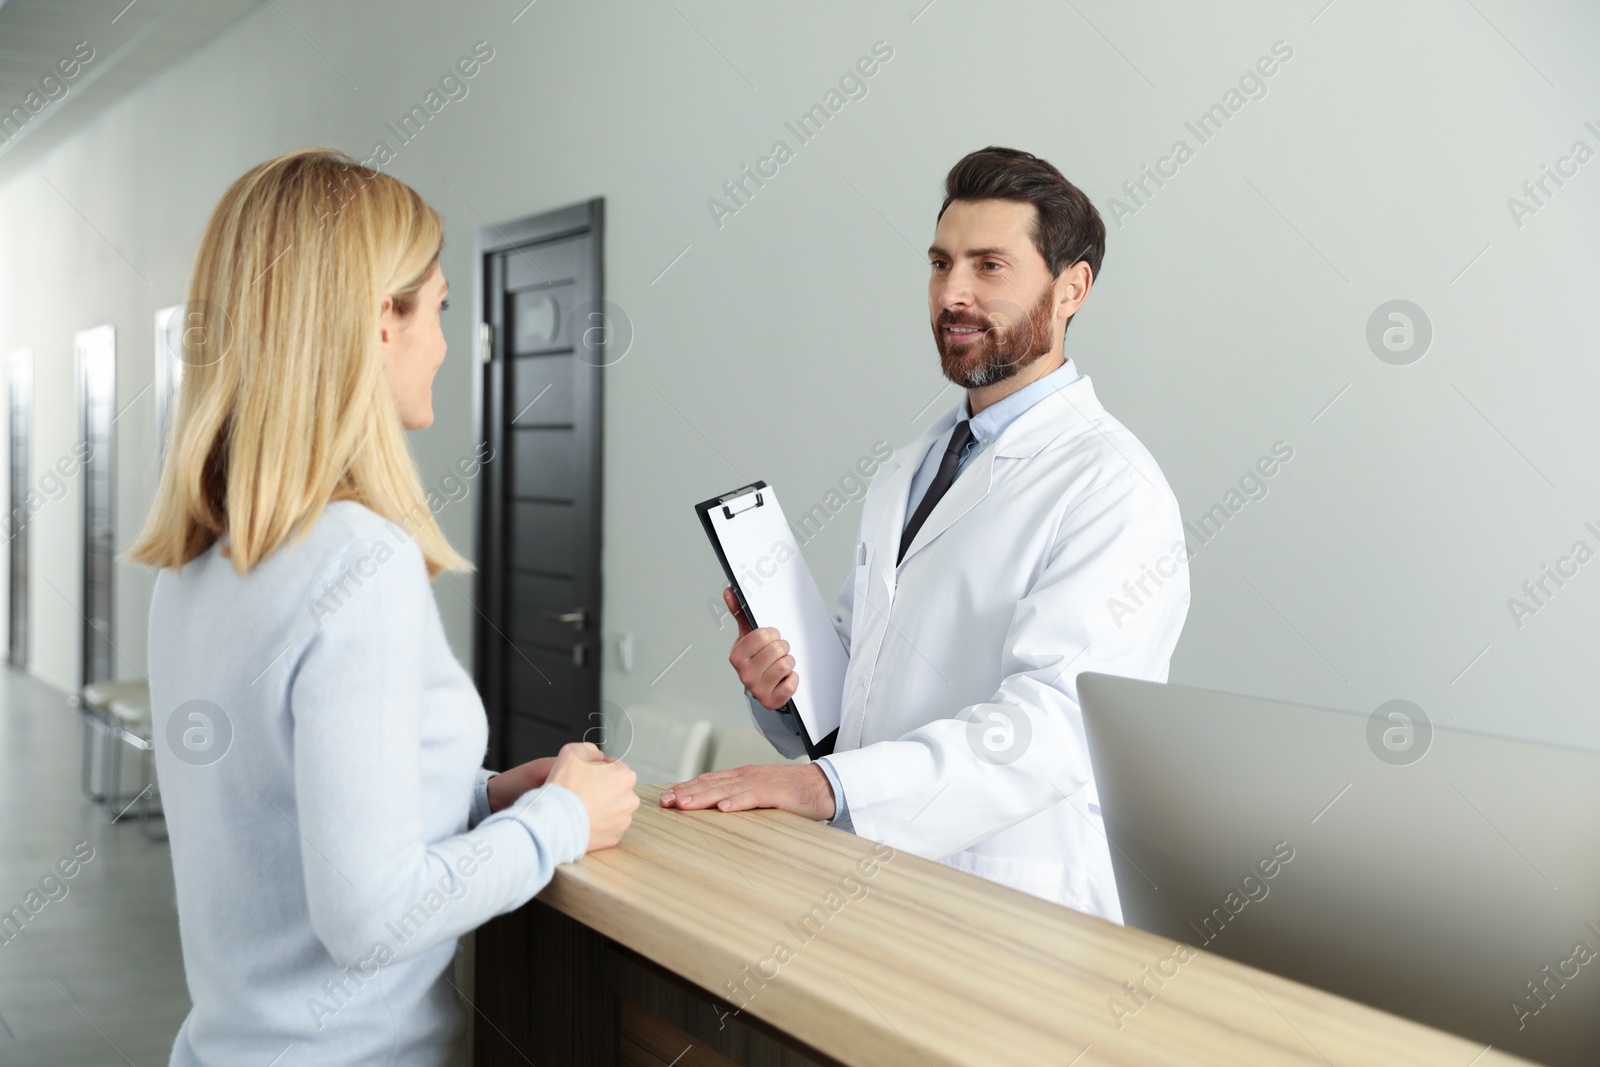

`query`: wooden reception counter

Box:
[473,785,1530,1066]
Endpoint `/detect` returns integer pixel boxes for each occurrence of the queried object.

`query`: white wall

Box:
[1,0,1597,752]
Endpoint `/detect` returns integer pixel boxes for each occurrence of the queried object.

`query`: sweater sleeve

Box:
[289,530,589,968]
[468,767,496,830]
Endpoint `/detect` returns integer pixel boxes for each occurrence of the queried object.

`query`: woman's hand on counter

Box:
[547,742,640,851]
[659,764,836,822]
[485,756,558,814]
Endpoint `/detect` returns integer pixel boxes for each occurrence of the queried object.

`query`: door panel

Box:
[507,501,577,575]
[502,713,578,769]
[504,235,584,292]
[506,645,587,718]
[510,355,575,426]
[511,428,575,501]
[507,573,578,647]
[511,284,577,355]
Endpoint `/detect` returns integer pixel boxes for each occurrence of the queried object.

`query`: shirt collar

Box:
[963,358,1080,448]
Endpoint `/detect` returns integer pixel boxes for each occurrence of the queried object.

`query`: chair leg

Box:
[81,714,108,802]
[105,726,125,822]
[103,722,119,794]
[139,746,166,841]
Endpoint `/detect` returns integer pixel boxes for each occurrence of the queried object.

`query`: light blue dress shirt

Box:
[811,359,1081,830]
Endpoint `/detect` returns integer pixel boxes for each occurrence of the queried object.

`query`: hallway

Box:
[0,669,188,1066]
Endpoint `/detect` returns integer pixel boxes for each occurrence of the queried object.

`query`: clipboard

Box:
[695,481,845,759]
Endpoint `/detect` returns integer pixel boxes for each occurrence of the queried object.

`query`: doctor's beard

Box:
[933,281,1056,389]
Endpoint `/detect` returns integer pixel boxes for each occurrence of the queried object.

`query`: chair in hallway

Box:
[710,725,802,771]
[79,678,149,802]
[108,691,166,839]
[601,703,713,786]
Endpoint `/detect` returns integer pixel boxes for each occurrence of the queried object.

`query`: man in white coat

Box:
[661,146,1190,922]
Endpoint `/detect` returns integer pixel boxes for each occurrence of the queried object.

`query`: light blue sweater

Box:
[149,500,590,1066]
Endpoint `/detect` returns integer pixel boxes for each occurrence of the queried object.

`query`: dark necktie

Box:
[898,419,975,565]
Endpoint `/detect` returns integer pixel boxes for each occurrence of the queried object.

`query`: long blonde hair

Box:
[128,148,470,578]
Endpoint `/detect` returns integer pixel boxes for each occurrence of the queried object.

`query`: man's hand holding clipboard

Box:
[721,587,800,712]
[660,481,846,821]
[658,588,839,821]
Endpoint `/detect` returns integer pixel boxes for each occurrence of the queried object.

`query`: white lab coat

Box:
[753,372,1189,922]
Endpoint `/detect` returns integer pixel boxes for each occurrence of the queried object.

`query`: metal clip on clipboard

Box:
[722,487,763,519]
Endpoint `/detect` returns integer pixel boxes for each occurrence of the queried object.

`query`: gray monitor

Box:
[1079,672,1600,1067]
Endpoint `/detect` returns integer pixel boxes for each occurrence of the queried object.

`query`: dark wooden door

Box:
[475,200,606,768]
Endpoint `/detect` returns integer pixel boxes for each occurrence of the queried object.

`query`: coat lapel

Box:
[891,374,1105,567]
[869,406,957,565]
[895,444,994,568]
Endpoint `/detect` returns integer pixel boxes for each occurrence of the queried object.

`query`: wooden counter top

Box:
[536,785,1531,1066]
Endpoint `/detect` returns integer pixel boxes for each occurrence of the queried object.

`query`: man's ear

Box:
[1052,270,1074,322]
[1056,262,1091,319]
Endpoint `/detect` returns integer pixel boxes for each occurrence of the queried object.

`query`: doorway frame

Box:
[6,348,32,671]
[75,324,117,689]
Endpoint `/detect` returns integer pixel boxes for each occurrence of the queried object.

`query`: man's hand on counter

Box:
[659,763,837,822]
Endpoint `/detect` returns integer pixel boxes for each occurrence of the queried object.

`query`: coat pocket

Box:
[848,542,873,647]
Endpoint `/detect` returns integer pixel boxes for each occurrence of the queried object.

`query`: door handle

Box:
[543,608,588,630]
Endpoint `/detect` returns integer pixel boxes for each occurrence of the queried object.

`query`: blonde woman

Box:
[129,148,639,1066]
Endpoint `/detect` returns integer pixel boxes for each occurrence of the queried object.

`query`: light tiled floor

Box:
[0,667,189,1066]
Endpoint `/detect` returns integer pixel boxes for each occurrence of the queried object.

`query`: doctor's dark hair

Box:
[937,146,1106,292]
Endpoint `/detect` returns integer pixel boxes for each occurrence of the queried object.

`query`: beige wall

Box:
[2,0,1598,751]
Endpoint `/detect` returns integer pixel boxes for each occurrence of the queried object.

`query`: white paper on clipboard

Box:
[707,487,846,746]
